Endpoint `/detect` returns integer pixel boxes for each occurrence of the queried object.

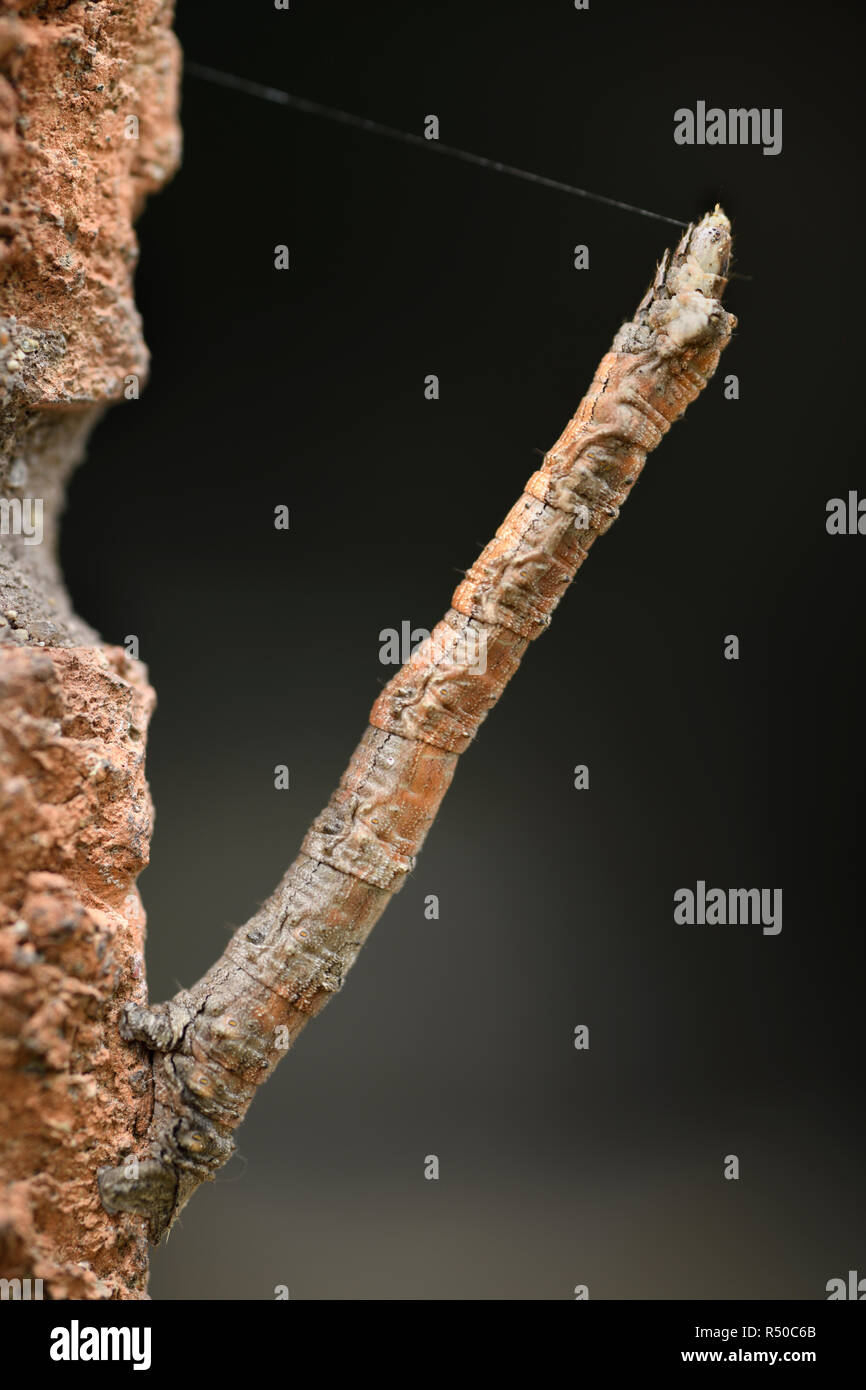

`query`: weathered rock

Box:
[0,0,181,643]
[0,643,155,1298]
[0,0,180,1299]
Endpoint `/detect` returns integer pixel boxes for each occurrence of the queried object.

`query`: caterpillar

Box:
[98,207,736,1242]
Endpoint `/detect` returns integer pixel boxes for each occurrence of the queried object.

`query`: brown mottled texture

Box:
[98,211,735,1244]
[0,0,181,644]
[0,644,155,1298]
[0,0,180,1298]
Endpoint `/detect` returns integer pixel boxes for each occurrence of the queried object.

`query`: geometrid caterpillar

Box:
[98,208,736,1242]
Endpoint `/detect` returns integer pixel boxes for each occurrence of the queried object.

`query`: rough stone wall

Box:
[0,0,180,1299]
[0,644,155,1298]
[0,0,181,643]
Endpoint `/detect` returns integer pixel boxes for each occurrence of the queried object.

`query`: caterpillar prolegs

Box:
[98,209,736,1242]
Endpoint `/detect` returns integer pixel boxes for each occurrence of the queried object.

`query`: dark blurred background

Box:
[61,0,864,1298]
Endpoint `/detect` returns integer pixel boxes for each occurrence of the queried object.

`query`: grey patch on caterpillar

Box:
[97,1156,179,1244]
[120,998,195,1051]
[99,997,232,1242]
[98,1111,234,1243]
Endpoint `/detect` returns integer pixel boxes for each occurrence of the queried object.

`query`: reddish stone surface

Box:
[0,0,180,1298]
[0,0,181,644]
[0,645,156,1298]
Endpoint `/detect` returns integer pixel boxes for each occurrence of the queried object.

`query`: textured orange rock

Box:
[0,0,181,643]
[0,644,155,1298]
[98,212,735,1244]
[0,1,180,1298]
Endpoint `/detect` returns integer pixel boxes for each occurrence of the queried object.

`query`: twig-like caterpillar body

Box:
[98,209,735,1242]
